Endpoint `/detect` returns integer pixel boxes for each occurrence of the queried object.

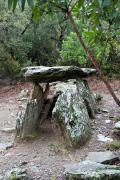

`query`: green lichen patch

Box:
[106,140,120,150]
[65,161,120,180]
[52,81,92,148]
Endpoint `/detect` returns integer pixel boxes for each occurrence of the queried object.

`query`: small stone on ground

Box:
[0,168,27,180]
[114,121,120,129]
[0,143,13,152]
[97,134,113,142]
[1,127,15,133]
[105,120,111,124]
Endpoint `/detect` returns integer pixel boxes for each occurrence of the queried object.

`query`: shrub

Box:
[59,32,87,66]
[0,53,21,79]
[106,140,120,150]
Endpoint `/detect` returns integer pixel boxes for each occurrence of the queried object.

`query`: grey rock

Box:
[64,160,120,180]
[0,143,13,152]
[2,168,27,180]
[18,89,29,99]
[113,122,120,136]
[29,165,39,173]
[113,121,120,136]
[97,134,113,142]
[101,108,109,113]
[76,80,96,118]
[20,161,28,166]
[109,115,114,119]
[24,66,96,83]
[16,84,44,139]
[0,175,3,180]
[105,120,111,124]
[54,80,96,118]
[52,81,91,148]
[1,127,15,133]
[85,151,120,164]
[114,122,120,129]
[16,100,41,139]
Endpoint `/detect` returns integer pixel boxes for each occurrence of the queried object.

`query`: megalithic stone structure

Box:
[16,66,96,147]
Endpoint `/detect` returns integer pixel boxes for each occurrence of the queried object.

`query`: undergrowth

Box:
[106,140,120,150]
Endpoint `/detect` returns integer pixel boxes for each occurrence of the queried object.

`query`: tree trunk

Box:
[67,11,120,106]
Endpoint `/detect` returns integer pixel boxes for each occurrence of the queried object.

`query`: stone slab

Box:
[24,66,96,83]
[114,122,120,129]
[0,168,27,180]
[0,143,13,152]
[85,151,120,164]
[65,160,120,179]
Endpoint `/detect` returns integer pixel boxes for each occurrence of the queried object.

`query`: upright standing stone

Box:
[76,80,96,118]
[16,84,44,139]
[52,81,91,148]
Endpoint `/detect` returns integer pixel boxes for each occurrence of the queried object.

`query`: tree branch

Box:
[70,0,79,12]
[68,0,73,8]
[21,13,33,35]
[67,10,120,106]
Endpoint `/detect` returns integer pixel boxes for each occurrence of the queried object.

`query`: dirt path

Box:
[0,80,120,179]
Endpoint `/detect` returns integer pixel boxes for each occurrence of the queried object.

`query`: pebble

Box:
[0,143,13,152]
[97,134,113,142]
[1,127,15,133]
[105,120,111,124]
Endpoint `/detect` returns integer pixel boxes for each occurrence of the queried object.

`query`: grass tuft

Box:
[106,140,120,150]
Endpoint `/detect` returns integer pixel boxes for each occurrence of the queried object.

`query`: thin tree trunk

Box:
[67,11,120,106]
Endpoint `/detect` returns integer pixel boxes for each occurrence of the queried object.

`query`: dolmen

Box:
[16,66,96,148]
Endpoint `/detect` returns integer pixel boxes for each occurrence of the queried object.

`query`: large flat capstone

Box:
[24,66,96,83]
[65,161,120,180]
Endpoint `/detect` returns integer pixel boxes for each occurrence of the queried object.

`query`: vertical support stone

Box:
[16,83,44,139]
[76,79,96,118]
[52,82,91,148]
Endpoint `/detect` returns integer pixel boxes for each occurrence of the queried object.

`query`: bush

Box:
[0,53,21,79]
[106,140,120,150]
[59,32,87,66]
[60,26,120,78]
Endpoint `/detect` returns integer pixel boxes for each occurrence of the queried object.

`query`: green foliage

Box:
[0,53,21,78]
[8,0,34,11]
[60,32,87,66]
[5,0,120,78]
[79,0,120,76]
[106,140,120,150]
[0,1,65,78]
[26,15,62,66]
[0,1,32,77]
[0,44,20,77]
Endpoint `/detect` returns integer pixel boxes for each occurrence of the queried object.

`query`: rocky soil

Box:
[0,78,120,179]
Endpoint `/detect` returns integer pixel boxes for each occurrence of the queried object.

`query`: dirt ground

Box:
[0,78,120,179]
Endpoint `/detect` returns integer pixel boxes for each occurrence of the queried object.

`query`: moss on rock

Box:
[52,81,92,148]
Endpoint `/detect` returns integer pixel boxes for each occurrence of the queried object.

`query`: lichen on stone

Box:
[52,81,91,147]
[65,161,120,180]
